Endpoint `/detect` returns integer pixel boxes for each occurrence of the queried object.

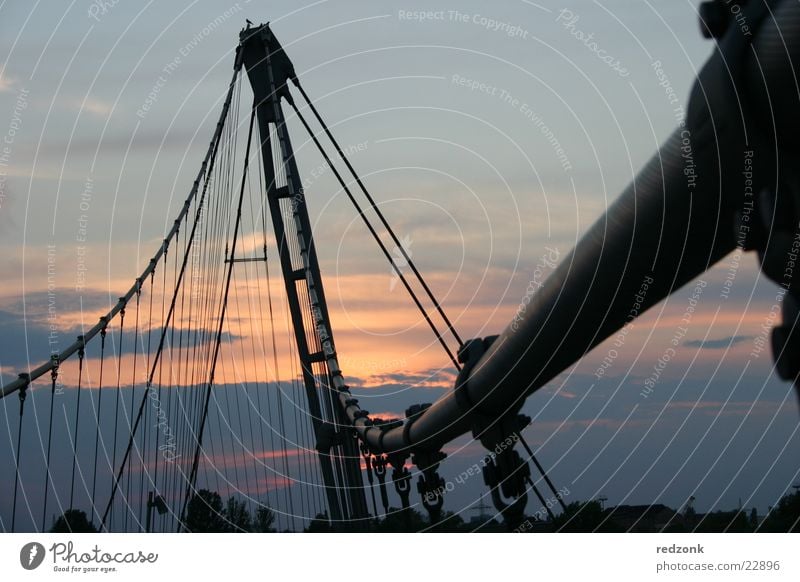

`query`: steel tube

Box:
[361,0,800,454]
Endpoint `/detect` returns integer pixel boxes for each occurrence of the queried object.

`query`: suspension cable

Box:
[68,337,85,511]
[181,100,257,526]
[124,284,141,532]
[98,57,244,530]
[293,80,464,349]
[11,376,29,532]
[108,303,126,529]
[525,476,556,522]
[90,320,108,526]
[41,356,59,531]
[519,433,567,512]
[287,100,460,370]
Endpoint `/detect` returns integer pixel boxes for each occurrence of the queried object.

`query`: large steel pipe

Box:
[352,0,800,454]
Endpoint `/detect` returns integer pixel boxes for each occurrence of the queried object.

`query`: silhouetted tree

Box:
[306,512,333,532]
[49,509,97,533]
[184,489,227,532]
[253,505,276,532]
[224,497,252,532]
[761,491,800,532]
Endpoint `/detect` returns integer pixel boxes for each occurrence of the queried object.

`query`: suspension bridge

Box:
[3,1,800,533]
[0,23,566,533]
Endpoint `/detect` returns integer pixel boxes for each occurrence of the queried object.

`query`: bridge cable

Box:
[181,101,257,525]
[230,180,277,521]
[108,303,126,529]
[123,283,141,532]
[287,100,460,370]
[68,337,85,512]
[519,433,567,513]
[247,158,280,524]
[163,226,182,531]
[525,476,556,522]
[11,378,29,532]
[138,271,155,529]
[41,357,59,531]
[101,66,243,530]
[90,320,108,526]
[293,81,464,349]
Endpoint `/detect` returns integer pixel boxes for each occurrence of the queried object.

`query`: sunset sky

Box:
[1,0,799,529]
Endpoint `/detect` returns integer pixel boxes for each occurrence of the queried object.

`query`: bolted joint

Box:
[473,412,531,457]
[453,336,499,415]
[50,355,60,384]
[413,449,448,520]
[482,451,529,527]
[418,471,446,514]
[315,422,342,454]
[391,464,412,509]
[352,409,370,421]
[405,403,431,420]
[17,373,30,410]
[373,454,388,477]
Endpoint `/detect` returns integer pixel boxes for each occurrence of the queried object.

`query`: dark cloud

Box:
[361,367,457,389]
[683,335,754,350]
[0,306,236,375]
[0,309,54,376]
[0,288,113,321]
